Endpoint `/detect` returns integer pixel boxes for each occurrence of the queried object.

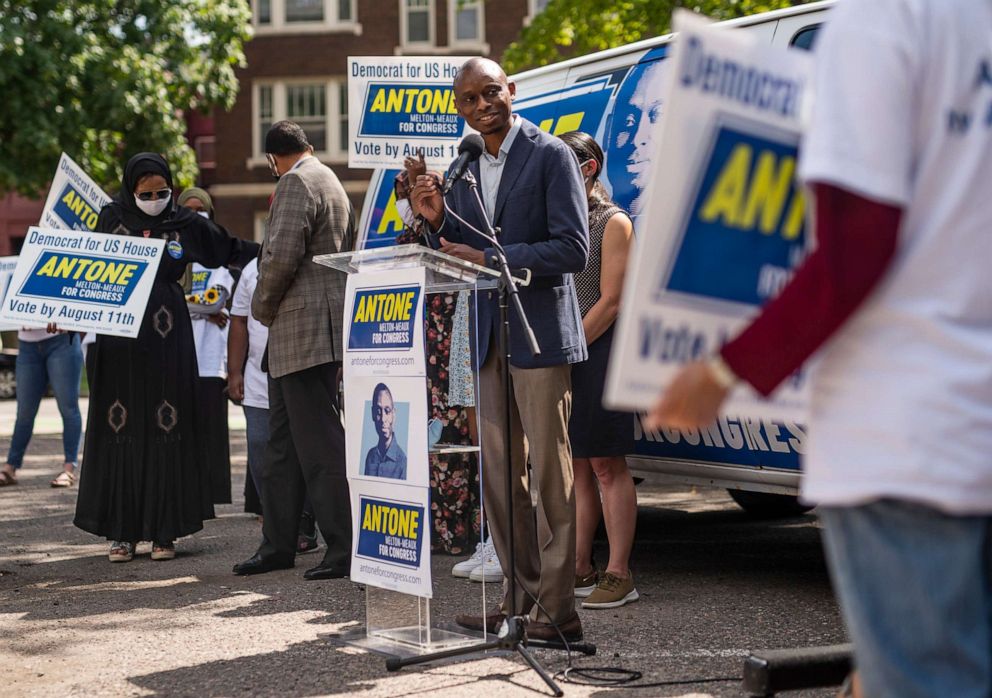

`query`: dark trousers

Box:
[257,361,351,568]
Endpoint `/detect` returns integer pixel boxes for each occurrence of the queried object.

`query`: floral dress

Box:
[398,224,481,554]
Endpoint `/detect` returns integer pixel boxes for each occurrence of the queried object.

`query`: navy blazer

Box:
[438,118,589,369]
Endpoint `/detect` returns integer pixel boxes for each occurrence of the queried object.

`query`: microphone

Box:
[442,134,485,195]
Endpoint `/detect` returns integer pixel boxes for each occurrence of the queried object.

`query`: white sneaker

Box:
[451,541,487,578]
[469,542,503,583]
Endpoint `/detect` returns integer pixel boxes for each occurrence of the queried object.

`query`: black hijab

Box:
[102,153,197,235]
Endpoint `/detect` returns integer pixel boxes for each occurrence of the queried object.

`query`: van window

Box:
[790,25,820,51]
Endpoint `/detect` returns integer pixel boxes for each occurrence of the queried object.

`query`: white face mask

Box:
[196,210,210,219]
[135,193,171,217]
[395,198,416,227]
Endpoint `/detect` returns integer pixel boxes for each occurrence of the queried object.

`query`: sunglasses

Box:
[137,189,171,201]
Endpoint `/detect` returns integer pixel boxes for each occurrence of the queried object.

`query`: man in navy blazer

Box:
[413,57,589,642]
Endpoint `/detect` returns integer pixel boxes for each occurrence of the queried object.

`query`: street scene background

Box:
[0,398,844,697]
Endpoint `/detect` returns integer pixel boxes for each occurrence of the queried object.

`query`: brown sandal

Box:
[50,471,76,488]
[0,471,17,487]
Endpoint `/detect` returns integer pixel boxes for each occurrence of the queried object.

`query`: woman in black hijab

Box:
[75,153,258,563]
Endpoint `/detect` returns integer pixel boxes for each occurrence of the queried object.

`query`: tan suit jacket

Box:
[252,157,355,379]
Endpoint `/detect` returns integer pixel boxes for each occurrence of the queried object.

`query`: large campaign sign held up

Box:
[348,57,471,170]
[0,228,164,338]
[606,11,814,423]
[41,153,112,232]
[0,256,19,331]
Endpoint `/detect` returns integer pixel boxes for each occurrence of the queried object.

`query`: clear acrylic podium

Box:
[315,244,499,658]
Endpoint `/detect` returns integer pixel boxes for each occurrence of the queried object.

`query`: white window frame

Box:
[249,78,349,166]
[252,0,361,35]
[399,0,435,49]
[447,0,486,49]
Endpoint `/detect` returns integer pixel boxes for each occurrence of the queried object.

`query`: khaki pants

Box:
[479,340,576,624]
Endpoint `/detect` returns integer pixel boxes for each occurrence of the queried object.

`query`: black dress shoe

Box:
[303,561,349,580]
[232,553,294,576]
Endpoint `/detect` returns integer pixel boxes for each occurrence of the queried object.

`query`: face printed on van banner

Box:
[605,46,670,217]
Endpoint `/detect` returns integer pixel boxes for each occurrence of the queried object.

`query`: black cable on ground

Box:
[518,581,739,689]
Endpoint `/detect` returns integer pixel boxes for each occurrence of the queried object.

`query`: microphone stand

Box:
[385,171,595,695]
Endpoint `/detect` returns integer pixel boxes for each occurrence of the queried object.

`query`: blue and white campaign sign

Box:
[343,265,431,595]
[348,57,471,169]
[0,256,19,331]
[0,228,164,338]
[606,11,813,423]
[350,479,432,597]
[41,153,111,232]
[342,266,426,378]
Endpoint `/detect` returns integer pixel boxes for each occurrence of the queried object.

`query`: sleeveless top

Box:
[574,199,624,318]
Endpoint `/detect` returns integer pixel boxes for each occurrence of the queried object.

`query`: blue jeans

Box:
[243,403,314,525]
[6,333,83,469]
[820,501,992,698]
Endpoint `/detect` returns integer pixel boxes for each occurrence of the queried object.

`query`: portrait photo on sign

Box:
[360,381,411,481]
[345,373,428,485]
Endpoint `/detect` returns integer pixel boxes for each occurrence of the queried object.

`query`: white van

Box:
[357,1,833,517]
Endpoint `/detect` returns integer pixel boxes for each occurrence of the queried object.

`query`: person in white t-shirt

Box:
[228,257,318,553]
[180,188,235,506]
[648,2,992,696]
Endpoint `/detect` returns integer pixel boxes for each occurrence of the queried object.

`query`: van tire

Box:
[727,490,814,518]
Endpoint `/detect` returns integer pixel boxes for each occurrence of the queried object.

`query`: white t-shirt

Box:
[798,0,992,514]
[189,263,234,379]
[17,328,50,343]
[230,258,269,409]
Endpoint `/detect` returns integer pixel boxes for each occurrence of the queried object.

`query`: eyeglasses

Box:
[137,189,171,201]
[265,153,279,178]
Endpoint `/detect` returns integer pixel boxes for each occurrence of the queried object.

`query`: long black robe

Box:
[74,206,257,543]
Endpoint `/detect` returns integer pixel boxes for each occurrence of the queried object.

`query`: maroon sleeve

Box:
[719,183,903,396]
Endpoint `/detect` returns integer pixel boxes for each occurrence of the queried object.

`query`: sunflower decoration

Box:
[186,292,203,304]
[203,286,221,305]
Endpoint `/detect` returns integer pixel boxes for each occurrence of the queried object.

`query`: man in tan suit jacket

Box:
[233,121,355,580]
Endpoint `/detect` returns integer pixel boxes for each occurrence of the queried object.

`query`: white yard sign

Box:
[0,228,164,338]
[606,11,814,423]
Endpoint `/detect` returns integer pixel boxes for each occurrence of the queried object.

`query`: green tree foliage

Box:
[0,0,252,196]
[502,0,810,75]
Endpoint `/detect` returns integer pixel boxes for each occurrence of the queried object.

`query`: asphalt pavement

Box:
[0,397,847,697]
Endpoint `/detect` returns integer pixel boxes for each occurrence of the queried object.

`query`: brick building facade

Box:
[211,0,543,241]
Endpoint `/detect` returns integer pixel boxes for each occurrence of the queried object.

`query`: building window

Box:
[252,0,358,32]
[286,0,323,22]
[257,0,272,24]
[254,79,349,162]
[287,83,327,151]
[194,135,216,169]
[402,0,434,47]
[449,0,483,46]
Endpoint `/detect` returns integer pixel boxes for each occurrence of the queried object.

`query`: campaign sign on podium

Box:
[317,245,498,656]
